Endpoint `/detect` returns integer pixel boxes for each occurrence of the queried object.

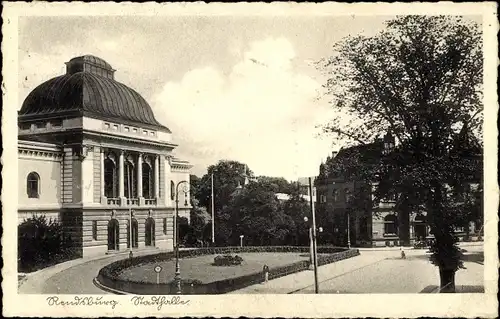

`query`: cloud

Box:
[152,37,333,180]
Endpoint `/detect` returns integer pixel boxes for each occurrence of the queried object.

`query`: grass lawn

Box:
[118,252,311,284]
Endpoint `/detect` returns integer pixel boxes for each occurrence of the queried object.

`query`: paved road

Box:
[233,247,484,294]
[42,257,116,294]
[20,244,484,295]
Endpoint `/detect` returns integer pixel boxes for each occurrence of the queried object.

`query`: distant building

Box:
[297,177,317,204]
[315,132,482,247]
[18,55,192,257]
[275,192,312,202]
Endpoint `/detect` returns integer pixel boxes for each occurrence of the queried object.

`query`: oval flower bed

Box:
[96,246,359,295]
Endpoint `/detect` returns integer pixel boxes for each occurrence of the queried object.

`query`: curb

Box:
[19,249,173,293]
[93,277,132,295]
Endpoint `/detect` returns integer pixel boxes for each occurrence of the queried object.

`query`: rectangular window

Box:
[92,221,98,240]
[133,128,138,133]
[36,122,46,129]
[143,130,148,135]
[19,123,31,130]
[163,218,167,235]
[124,127,130,132]
[113,125,118,130]
[104,123,110,129]
[50,120,63,128]
[150,131,156,136]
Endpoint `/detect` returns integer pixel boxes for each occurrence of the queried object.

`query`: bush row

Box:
[97,247,359,295]
[101,246,347,279]
[18,215,79,272]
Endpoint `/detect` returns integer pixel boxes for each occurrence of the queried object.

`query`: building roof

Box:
[19,55,170,132]
[297,177,316,186]
[318,141,384,183]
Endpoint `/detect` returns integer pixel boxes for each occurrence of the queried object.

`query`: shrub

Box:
[213,254,244,266]
[18,215,77,272]
[97,246,360,294]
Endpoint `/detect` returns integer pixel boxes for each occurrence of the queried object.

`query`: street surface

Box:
[232,245,484,294]
[19,244,484,294]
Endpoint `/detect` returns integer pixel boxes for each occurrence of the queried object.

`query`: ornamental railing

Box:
[107,198,119,205]
[127,198,139,206]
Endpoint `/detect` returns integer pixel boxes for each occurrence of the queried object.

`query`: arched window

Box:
[414,214,427,240]
[359,216,369,240]
[104,157,117,198]
[142,163,153,199]
[124,160,137,198]
[27,172,40,198]
[332,189,338,202]
[170,181,175,200]
[344,188,351,203]
[145,217,156,246]
[384,214,398,235]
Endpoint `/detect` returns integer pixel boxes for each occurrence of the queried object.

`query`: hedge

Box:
[18,215,78,272]
[96,246,359,295]
[213,254,244,266]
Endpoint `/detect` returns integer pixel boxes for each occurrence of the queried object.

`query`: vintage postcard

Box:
[2,1,498,318]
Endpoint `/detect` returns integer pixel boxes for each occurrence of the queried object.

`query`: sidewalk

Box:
[229,250,398,294]
[230,248,483,294]
[18,248,168,294]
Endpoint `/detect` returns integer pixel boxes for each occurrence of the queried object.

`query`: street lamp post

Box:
[211,173,215,245]
[174,180,189,294]
[240,235,244,247]
[304,217,323,271]
[308,177,320,294]
[347,211,351,249]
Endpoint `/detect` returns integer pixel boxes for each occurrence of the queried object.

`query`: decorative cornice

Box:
[18,148,63,160]
[171,157,193,171]
[171,164,191,171]
[85,130,177,149]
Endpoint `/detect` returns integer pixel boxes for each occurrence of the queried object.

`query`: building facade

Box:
[315,132,482,247]
[18,55,192,257]
[297,177,317,204]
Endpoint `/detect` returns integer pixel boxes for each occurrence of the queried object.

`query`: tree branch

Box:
[324,127,368,145]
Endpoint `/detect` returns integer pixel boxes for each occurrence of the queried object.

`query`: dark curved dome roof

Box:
[19,55,170,132]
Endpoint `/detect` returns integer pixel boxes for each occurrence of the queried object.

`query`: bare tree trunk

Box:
[465,222,470,241]
[439,267,456,293]
[429,181,457,293]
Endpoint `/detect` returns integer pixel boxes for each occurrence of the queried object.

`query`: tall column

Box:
[410,222,414,242]
[100,148,106,204]
[137,153,144,205]
[154,155,160,199]
[119,150,126,206]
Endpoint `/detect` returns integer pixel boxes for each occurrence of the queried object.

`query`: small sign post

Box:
[154,265,163,285]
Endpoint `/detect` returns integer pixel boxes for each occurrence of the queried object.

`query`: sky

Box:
[18,15,398,180]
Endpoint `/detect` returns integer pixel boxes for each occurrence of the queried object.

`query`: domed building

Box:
[18,55,192,256]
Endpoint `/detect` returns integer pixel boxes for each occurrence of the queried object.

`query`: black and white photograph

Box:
[2,2,498,318]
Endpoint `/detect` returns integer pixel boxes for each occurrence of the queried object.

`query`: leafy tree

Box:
[189,198,212,245]
[18,215,76,272]
[223,181,295,246]
[189,174,201,201]
[256,176,297,194]
[282,188,310,245]
[317,16,482,292]
[193,160,253,246]
[195,160,253,212]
